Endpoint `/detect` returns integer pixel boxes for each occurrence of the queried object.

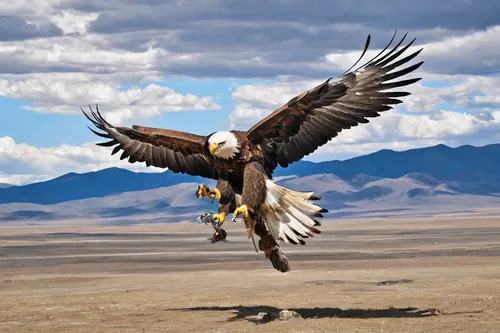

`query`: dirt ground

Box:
[0,216,499,332]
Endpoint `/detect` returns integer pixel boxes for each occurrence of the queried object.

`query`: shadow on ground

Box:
[168,305,445,323]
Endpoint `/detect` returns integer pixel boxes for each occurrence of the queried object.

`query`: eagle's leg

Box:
[255,219,276,251]
[195,184,221,203]
[254,216,290,273]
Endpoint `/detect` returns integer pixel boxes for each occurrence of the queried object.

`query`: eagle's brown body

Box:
[84,32,424,272]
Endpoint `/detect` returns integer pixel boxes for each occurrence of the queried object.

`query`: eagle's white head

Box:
[207,131,240,159]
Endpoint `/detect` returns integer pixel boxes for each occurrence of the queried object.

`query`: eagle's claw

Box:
[213,212,226,225]
[232,205,252,222]
[196,184,221,203]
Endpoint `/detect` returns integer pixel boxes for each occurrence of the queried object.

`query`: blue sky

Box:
[1,1,500,185]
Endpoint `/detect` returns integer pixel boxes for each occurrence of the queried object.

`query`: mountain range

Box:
[1,143,500,223]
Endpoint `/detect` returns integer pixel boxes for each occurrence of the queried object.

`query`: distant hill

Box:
[0,183,12,189]
[0,168,210,205]
[2,173,500,223]
[0,143,499,205]
[0,182,216,223]
[276,143,500,183]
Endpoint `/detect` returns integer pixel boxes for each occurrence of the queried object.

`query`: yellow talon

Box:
[233,205,253,222]
[213,212,226,225]
[209,188,221,203]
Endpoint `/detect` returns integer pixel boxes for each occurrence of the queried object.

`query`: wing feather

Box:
[83,106,216,179]
[246,32,423,170]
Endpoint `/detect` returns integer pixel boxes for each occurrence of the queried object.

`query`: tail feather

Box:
[286,214,313,238]
[272,182,324,215]
[280,201,316,237]
[266,213,283,245]
[263,180,326,245]
[280,187,318,201]
[307,225,321,234]
[282,194,323,216]
[281,223,301,244]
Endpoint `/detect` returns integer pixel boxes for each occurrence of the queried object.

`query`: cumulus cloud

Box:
[0,34,166,76]
[326,26,500,78]
[0,73,221,123]
[404,75,500,113]
[229,78,321,129]
[306,109,500,161]
[0,136,163,185]
[49,10,100,34]
[0,0,63,21]
[0,1,499,79]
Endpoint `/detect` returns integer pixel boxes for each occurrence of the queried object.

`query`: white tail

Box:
[261,180,326,245]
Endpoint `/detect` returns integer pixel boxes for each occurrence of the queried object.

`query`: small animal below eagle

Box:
[84,32,423,272]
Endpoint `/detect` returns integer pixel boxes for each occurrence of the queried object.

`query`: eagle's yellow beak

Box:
[209,142,219,156]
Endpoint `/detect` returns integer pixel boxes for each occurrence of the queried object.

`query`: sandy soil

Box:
[0,216,499,332]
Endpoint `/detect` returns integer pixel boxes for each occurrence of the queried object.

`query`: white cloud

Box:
[0,0,62,19]
[0,2,97,36]
[229,78,322,129]
[0,29,223,123]
[0,136,164,185]
[0,73,221,124]
[404,75,500,113]
[306,109,500,160]
[0,33,166,74]
[326,25,500,77]
[49,10,100,34]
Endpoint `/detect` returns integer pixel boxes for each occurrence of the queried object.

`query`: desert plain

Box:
[0,215,499,333]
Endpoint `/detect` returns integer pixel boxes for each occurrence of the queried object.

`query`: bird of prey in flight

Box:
[84,32,423,271]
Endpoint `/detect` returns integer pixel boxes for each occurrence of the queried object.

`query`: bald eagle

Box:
[84,32,423,270]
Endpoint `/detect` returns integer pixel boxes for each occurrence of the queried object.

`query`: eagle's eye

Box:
[219,141,226,146]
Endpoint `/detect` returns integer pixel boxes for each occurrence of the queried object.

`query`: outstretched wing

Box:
[83,106,217,179]
[246,32,424,171]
